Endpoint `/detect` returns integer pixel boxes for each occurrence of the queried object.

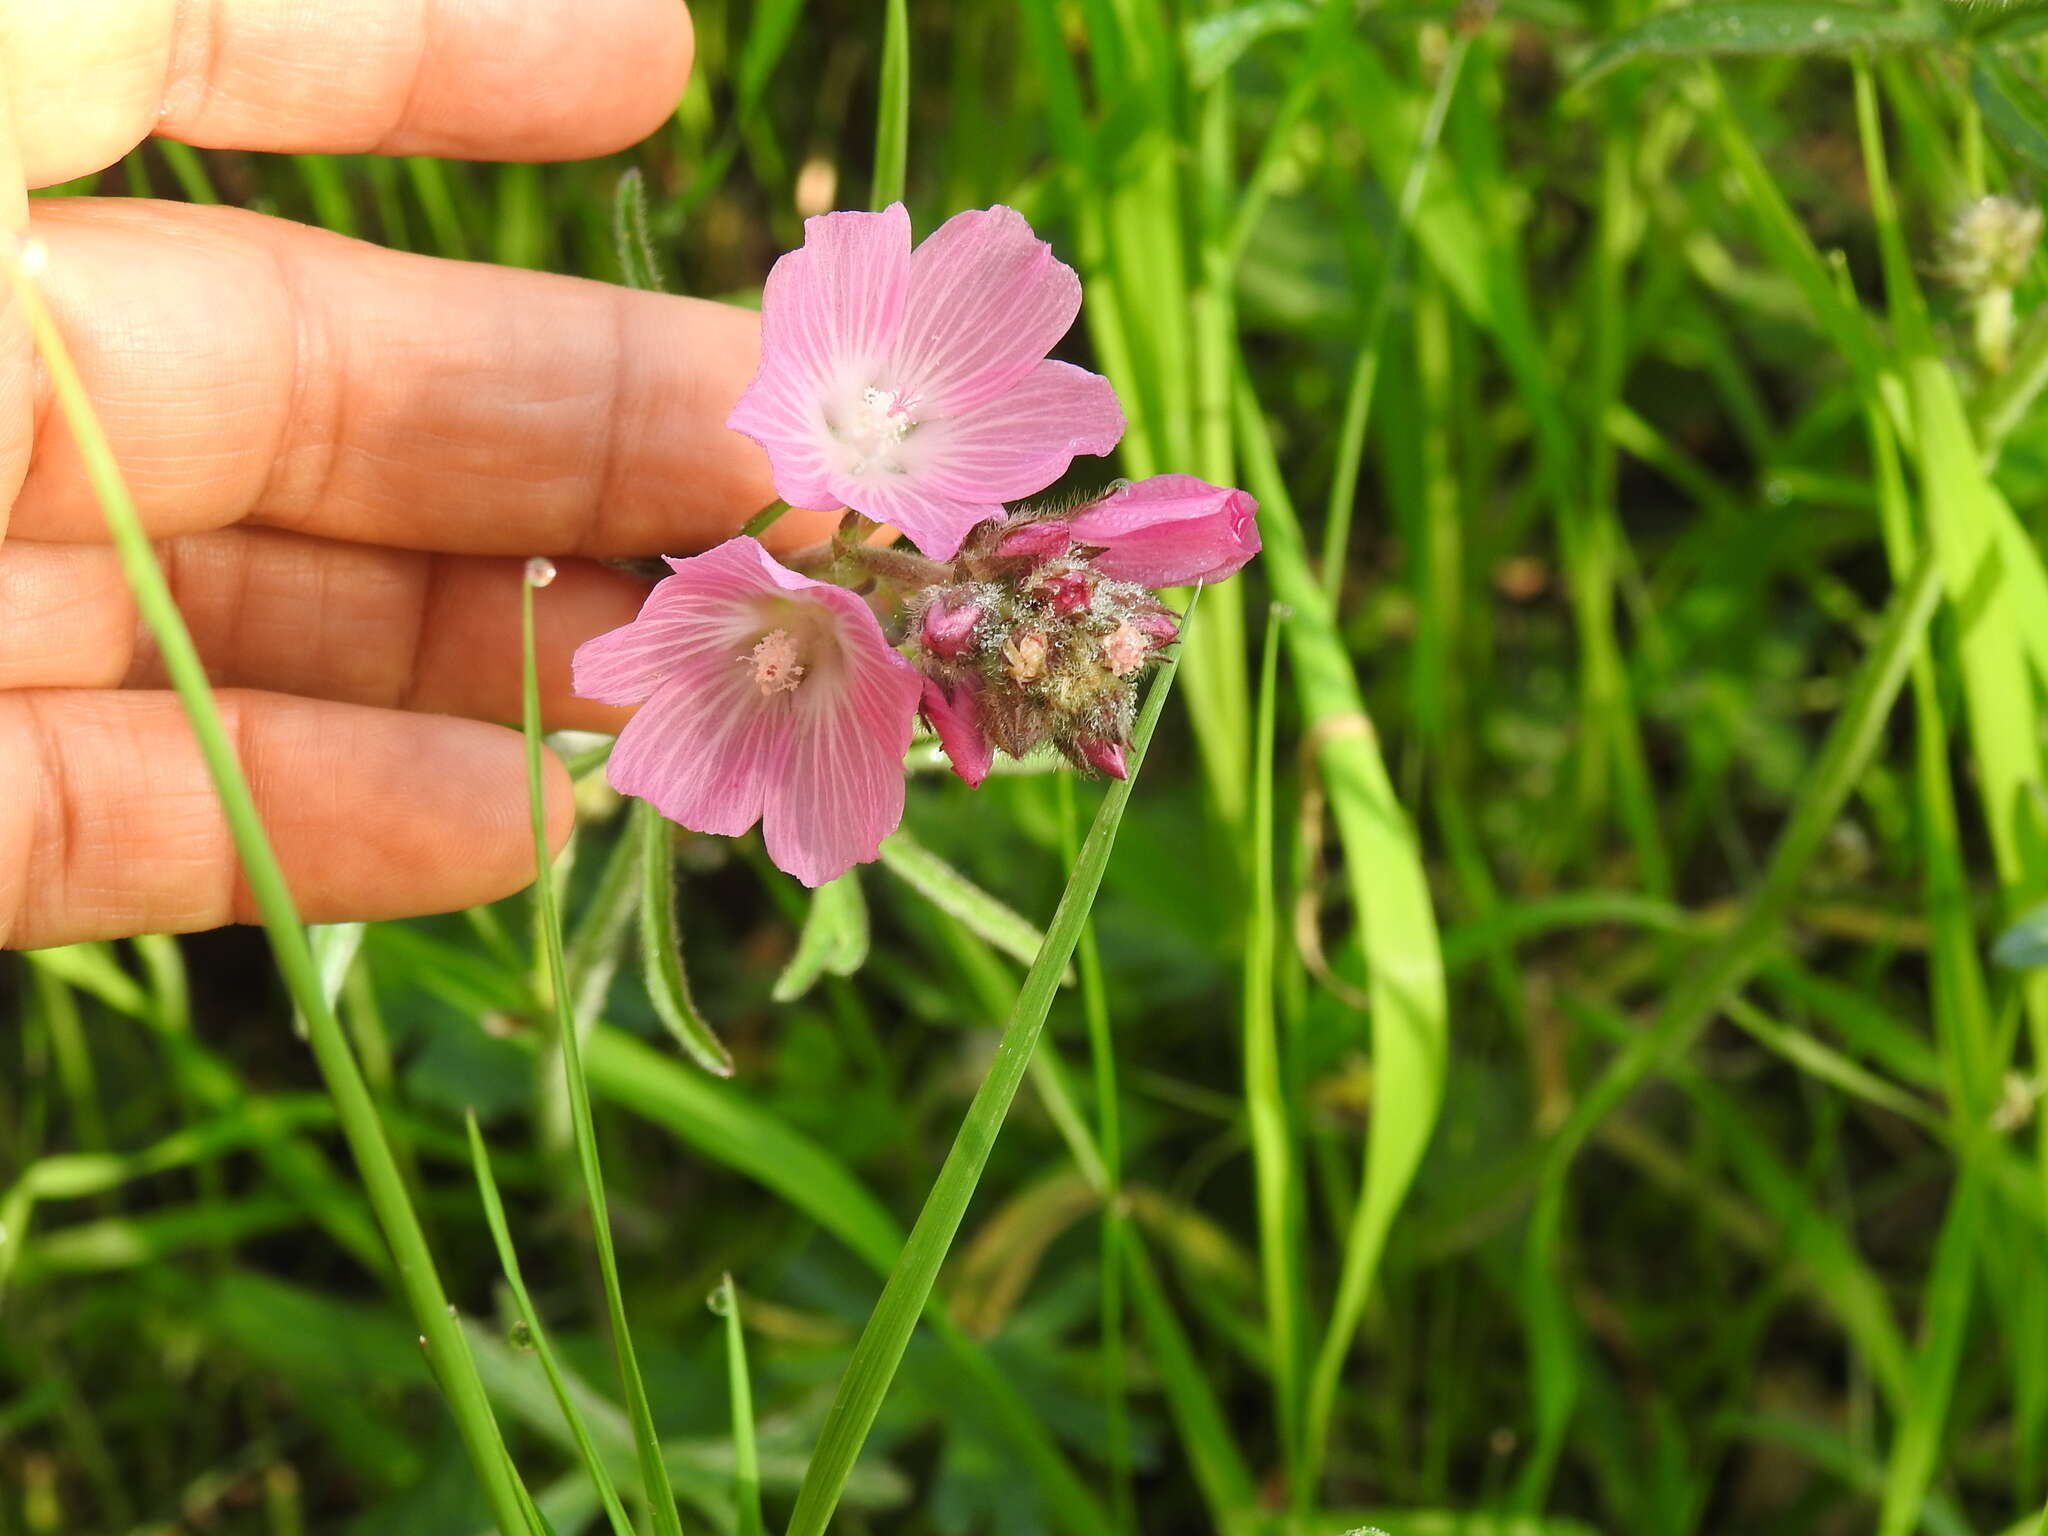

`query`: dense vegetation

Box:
[9,4,2048,1533]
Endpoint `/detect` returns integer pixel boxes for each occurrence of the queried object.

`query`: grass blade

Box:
[783,622,1193,1536]
[876,826,1055,974]
[1234,369,1450,1494]
[465,1113,634,1536]
[710,1276,764,1536]
[1575,4,1954,91]
[2,240,533,1536]
[872,0,909,208]
[520,569,684,1536]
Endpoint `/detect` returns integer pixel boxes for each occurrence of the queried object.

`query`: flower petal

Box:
[906,360,1124,516]
[607,663,790,840]
[920,676,995,789]
[727,205,914,508]
[893,206,1085,416]
[760,599,923,888]
[1068,473,1262,588]
[820,473,1005,563]
[571,545,774,707]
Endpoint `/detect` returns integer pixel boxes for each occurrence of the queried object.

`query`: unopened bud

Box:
[1128,607,1179,644]
[1037,569,1093,616]
[921,595,984,658]
[995,519,1072,563]
[1077,738,1128,779]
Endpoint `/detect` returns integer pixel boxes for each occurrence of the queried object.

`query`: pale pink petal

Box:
[760,596,923,887]
[575,536,922,884]
[572,546,778,706]
[1069,474,1262,588]
[824,473,1005,563]
[921,677,995,789]
[727,206,914,508]
[893,206,1084,416]
[608,663,793,839]
[909,361,1124,512]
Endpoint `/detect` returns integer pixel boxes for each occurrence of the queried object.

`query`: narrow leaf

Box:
[1973,54,2048,177]
[784,631,1192,1536]
[611,168,665,294]
[877,827,1061,978]
[772,872,870,1002]
[1576,5,1954,90]
[635,800,735,1078]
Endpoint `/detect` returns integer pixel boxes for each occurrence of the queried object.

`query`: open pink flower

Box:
[1067,475,1261,588]
[573,538,923,887]
[727,204,1126,561]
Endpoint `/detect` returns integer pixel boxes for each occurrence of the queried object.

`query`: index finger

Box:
[2,0,695,188]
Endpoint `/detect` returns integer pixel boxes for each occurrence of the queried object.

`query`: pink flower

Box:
[572,538,924,888]
[1068,475,1261,588]
[726,204,1126,561]
[920,677,995,789]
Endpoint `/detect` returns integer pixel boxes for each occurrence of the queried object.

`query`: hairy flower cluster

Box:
[575,204,1261,886]
[907,512,1183,785]
[1941,195,2043,296]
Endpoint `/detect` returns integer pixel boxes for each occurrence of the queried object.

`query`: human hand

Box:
[0,0,841,950]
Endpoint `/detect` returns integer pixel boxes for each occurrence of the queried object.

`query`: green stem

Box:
[784,624,1192,1536]
[3,246,532,1536]
[521,568,685,1536]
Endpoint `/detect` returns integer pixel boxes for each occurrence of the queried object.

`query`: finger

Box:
[12,199,844,557]
[0,531,651,730]
[3,0,693,187]
[0,689,573,951]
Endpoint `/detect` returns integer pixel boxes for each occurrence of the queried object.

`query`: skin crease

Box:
[0,0,833,949]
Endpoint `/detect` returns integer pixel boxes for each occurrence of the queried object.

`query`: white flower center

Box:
[742,629,806,696]
[833,384,919,477]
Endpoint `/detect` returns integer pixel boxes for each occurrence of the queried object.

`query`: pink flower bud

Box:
[1037,569,1093,616]
[995,519,1073,563]
[921,596,984,658]
[1069,475,1261,589]
[921,677,995,788]
[1077,738,1128,780]
[1101,620,1150,677]
[1128,607,1180,644]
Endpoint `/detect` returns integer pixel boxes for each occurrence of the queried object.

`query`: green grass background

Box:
[10,3,2048,1533]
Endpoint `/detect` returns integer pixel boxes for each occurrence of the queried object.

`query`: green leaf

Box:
[709,1277,764,1536]
[1184,1,1314,88]
[735,0,809,119]
[877,826,1061,979]
[772,872,870,1002]
[1575,5,1955,90]
[1973,54,2048,177]
[635,800,735,1078]
[872,0,909,208]
[610,168,664,294]
[466,1113,635,1536]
